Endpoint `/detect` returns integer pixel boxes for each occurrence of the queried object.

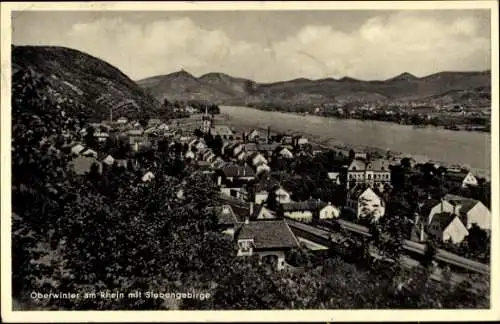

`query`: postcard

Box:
[1,1,498,322]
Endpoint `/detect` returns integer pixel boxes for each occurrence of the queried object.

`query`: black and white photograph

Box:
[1,1,498,322]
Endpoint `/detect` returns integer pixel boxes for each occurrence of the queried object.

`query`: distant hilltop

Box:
[138,69,491,107]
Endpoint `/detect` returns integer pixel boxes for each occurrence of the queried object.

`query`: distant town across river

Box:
[220,105,491,179]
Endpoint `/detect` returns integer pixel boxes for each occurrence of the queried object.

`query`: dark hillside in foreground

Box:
[12,45,161,120]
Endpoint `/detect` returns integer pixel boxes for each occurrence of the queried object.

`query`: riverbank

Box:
[218,105,491,180]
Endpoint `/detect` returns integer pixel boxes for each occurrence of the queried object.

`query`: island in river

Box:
[219,105,491,179]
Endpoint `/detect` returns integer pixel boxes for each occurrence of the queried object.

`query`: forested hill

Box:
[12,45,161,120]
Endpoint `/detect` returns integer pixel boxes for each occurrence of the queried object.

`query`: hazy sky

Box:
[12,10,492,82]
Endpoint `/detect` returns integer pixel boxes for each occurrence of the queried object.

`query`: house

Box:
[445,170,479,188]
[185,106,198,114]
[203,151,216,163]
[279,147,294,159]
[256,163,271,176]
[189,139,207,151]
[327,171,342,185]
[141,171,155,182]
[70,156,102,175]
[248,152,268,167]
[247,129,261,141]
[157,123,169,131]
[116,117,128,124]
[346,158,391,189]
[236,151,247,161]
[211,157,226,169]
[250,203,276,220]
[281,135,294,146]
[354,152,368,160]
[206,205,241,237]
[235,219,300,270]
[319,202,341,220]
[427,212,469,244]
[99,154,115,166]
[251,178,281,205]
[230,142,245,157]
[217,165,256,197]
[427,194,491,231]
[185,150,195,160]
[275,187,293,205]
[147,118,162,128]
[295,136,308,146]
[71,144,86,156]
[280,200,320,222]
[346,185,386,223]
[94,132,110,142]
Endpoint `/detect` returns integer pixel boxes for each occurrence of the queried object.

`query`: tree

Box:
[194,128,203,138]
[421,239,437,268]
[84,126,98,150]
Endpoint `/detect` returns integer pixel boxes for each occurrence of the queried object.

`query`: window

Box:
[368,174,372,180]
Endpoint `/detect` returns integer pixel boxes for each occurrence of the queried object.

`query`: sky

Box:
[12,10,492,82]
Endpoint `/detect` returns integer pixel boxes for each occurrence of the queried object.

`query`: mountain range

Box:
[11,45,491,122]
[138,69,491,107]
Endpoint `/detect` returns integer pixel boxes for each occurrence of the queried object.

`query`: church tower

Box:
[201,106,212,134]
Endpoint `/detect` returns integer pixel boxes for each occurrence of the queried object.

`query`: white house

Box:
[236,219,300,271]
[427,212,469,244]
[71,144,86,155]
[250,203,276,220]
[256,163,271,176]
[346,159,391,189]
[319,203,340,220]
[141,171,155,182]
[185,150,195,160]
[446,171,479,188]
[327,172,342,185]
[297,137,308,146]
[275,187,293,204]
[101,154,115,166]
[247,129,261,141]
[427,194,491,231]
[346,185,386,223]
[279,147,294,159]
[116,117,128,124]
[249,152,268,167]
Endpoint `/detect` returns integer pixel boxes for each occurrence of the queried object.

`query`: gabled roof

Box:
[348,159,366,171]
[348,184,383,201]
[237,220,300,250]
[429,212,462,230]
[207,205,240,226]
[71,144,85,155]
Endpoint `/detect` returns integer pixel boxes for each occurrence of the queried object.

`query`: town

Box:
[8,7,495,314]
[64,102,491,275]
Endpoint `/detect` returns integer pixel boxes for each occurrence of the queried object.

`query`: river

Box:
[220,105,491,179]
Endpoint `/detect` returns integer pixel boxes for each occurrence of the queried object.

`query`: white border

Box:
[1,1,499,322]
